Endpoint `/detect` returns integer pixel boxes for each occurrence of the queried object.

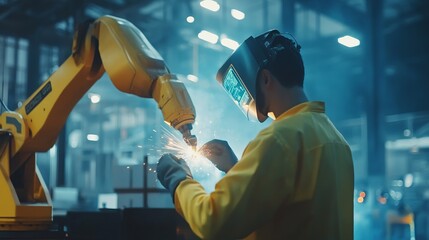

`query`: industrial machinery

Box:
[0,15,197,230]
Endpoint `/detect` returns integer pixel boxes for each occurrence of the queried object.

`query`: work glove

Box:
[199,139,238,173]
[157,154,193,201]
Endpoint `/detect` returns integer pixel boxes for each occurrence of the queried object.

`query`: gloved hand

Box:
[198,139,238,173]
[157,154,193,201]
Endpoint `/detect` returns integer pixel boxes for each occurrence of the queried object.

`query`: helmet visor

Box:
[222,65,258,121]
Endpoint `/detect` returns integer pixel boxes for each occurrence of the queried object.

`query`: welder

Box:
[157,29,354,239]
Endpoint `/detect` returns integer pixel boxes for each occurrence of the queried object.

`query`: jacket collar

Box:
[275,101,325,121]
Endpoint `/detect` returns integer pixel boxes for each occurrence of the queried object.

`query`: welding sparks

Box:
[133,123,222,191]
[159,125,222,184]
[161,125,201,160]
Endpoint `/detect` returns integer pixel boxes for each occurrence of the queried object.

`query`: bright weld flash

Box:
[159,125,206,163]
[158,125,222,191]
[182,145,201,159]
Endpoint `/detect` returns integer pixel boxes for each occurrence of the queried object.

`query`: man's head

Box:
[254,30,305,118]
[216,29,304,122]
[255,30,304,88]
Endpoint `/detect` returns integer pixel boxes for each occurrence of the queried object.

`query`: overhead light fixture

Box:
[221,37,239,50]
[198,30,219,44]
[231,9,245,20]
[337,35,360,48]
[404,174,413,188]
[187,74,199,82]
[87,134,99,142]
[186,16,195,23]
[200,0,220,12]
[88,93,101,103]
[385,137,429,150]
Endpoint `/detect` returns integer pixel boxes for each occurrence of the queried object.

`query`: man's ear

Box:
[260,69,274,86]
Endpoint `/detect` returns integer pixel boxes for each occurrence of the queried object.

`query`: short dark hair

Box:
[263,35,305,88]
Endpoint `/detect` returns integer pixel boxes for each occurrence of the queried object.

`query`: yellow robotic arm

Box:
[0,15,196,230]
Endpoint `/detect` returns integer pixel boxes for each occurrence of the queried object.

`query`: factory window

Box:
[40,45,59,83]
[0,36,29,109]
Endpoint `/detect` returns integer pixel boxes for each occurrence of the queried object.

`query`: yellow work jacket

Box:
[175,101,354,239]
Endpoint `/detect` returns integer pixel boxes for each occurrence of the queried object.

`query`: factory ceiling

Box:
[0,0,427,114]
[0,0,426,45]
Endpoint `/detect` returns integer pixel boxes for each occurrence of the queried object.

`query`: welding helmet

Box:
[216,29,300,122]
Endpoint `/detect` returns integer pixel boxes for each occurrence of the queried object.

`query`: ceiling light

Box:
[200,0,220,12]
[338,35,360,48]
[221,37,239,50]
[231,9,245,20]
[187,74,199,82]
[88,93,101,103]
[404,174,413,188]
[198,30,219,44]
[87,134,99,142]
[186,16,195,23]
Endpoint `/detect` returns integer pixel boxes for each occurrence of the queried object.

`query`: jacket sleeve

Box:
[174,132,297,239]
